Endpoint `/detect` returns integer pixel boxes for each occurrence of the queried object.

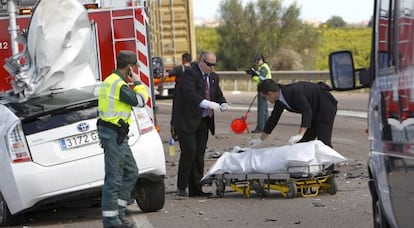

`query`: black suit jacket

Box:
[171,64,226,135]
[263,81,337,134]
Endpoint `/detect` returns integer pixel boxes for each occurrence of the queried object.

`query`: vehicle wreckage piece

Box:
[4,0,97,99]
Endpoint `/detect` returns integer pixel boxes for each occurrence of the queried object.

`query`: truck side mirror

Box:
[329,50,356,91]
[152,57,164,78]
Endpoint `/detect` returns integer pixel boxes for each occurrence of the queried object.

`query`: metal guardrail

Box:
[218,71,330,91]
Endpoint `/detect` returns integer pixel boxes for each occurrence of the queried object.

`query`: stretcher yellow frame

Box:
[207,165,338,198]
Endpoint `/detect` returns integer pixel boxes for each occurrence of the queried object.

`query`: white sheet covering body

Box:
[201,140,347,181]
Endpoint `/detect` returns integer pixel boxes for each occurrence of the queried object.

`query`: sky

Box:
[193,0,374,23]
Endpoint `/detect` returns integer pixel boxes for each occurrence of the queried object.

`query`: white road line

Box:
[132,214,154,228]
[155,102,367,119]
[337,110,367,119]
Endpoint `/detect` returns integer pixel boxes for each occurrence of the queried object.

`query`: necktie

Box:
[204,74,213,117]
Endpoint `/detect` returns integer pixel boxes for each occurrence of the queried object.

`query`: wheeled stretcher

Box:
[204,164,338,198]
[201,140,345,198]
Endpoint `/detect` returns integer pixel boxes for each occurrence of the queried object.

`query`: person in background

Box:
[169,52,193,140]
[97,50,148,228]
[166,52,192,85]
[248,79,337,148]
[251,54,272,133]
[172,50,229,197]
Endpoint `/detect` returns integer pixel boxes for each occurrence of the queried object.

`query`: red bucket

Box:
[230,95,257,134]
[231,118,247,134]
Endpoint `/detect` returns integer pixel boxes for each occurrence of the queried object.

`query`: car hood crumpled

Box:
[6,0,97,99]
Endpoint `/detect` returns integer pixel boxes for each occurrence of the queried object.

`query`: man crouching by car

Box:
[97,50,148,228]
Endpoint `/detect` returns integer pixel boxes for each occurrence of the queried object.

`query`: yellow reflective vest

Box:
[252,62,272,83]
[98,74,133,126]
[260,63,272,80]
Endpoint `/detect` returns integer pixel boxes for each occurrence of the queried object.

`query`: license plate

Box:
[60,131,99,150]
[162,82,175,88]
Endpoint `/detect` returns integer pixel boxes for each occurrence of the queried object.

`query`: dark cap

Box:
[252,54,264,64]
[117,50,138,67]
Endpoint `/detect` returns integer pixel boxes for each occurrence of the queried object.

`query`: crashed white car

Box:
[0,85,166,226]
[0,0,165,226]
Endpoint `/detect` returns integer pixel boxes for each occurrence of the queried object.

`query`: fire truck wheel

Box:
[134,178,165,212]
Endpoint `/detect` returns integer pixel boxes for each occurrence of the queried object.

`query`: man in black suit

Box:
[169,52,192,140]
[249,79,337,148]
[172,51,228,197]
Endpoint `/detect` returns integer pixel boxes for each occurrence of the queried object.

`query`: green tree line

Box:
[195,0,371,71]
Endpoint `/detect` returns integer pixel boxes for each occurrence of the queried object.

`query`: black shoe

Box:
[176,188,188,196]
[189,191,213,197]
[119,217,134,226]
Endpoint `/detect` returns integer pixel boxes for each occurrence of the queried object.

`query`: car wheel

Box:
[134,178,165,212]
[373,199,390,228]
[0,192,22,226]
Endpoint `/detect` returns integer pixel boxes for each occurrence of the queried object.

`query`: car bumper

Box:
[2,129,165,215]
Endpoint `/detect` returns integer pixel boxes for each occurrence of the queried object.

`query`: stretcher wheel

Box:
[327,176,337,195]
[286,181,298,198]
[250,180,266,197]
[213,179,225,198]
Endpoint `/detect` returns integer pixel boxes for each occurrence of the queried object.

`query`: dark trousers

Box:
[176,117,210,194]
[299,121,335,148]
[299,91,337,148]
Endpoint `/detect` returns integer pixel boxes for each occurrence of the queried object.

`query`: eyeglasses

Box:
[203,59,217,67]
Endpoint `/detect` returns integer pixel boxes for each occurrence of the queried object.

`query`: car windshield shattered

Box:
[3,84,100,135]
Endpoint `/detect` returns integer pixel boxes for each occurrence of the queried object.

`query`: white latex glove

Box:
[220,103,229,111]
[248,139,263,148]
[288,134,303,145]
[207,101,221,112]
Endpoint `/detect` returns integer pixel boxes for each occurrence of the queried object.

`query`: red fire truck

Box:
[329,0,414,227]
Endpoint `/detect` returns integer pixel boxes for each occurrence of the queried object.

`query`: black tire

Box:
[134,178,165,212]
[373,199,390,228]
[250,180,266,197]
[0,192,22,226]
[327,175,338,195]
[286,182,298,198]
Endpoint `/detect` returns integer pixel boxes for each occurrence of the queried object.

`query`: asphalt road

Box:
[152,90,372,228]
[21,90,373,228]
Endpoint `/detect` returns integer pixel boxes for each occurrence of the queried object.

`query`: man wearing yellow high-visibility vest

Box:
[251,54,272,133]
[97,50,148,228]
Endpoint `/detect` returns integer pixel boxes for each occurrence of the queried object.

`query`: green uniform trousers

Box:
[98,126,138,227]
[255,92,268,132]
